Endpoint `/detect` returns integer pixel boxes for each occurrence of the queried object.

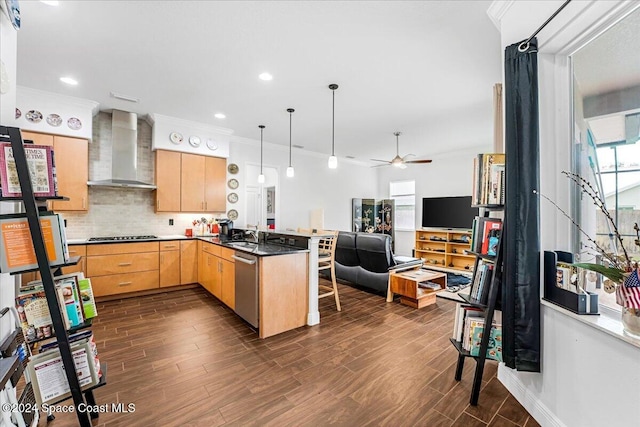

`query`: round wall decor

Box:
[170,132,183,144]
[227,192,238,203]
[227,178,239,189]
[227,209,238,220]
[227,163,239,174]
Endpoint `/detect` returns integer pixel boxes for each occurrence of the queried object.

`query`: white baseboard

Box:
[497,366,566,427]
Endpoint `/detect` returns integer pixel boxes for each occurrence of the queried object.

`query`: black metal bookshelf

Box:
[450,208,504,406]
[1,125,94,426]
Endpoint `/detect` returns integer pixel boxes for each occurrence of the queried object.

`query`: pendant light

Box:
[258,125,265,184]
[328,83,338,169]
[286,108,295,178]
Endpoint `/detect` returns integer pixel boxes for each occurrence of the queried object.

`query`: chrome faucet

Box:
[245,230,259,243]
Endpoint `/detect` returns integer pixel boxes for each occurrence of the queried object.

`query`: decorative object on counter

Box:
[67,117,82,130]
[227,163,239,174]
[257,125,265,184]
[286,108,295,178]
[26,110,43,123]
[169,131,183,144]
[192,217,218,236]
[188,135,201,147]
[15,108,21,119]
[185,228,193,237]
[227,209,238,221]
[206,139,218,151]
[227,192,238,203]
[536,172,640,335]
[46,113,62,127]
[328,83,338,169]
[227,178,239,189]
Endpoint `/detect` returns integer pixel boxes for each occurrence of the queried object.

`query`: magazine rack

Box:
[0,126,97,427]
[448,206,504,406]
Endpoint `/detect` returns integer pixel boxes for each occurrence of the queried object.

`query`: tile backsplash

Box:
[63,112,225,239]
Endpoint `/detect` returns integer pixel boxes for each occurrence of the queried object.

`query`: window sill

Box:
[540,299,640,349]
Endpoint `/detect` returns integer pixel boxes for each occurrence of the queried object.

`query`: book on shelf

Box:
[38,330,102,380]
[0,212,69,273]
[471,263,494,305]
[0,142,56,198]
[418,281,442,290]
[469,324,503,362]
[480,219,502,255]
[17,273,97,342]
[472,153,505,206]
[28,339,99,405]
[452,304,482,342]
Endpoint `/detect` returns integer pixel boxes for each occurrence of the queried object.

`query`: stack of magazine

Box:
[0,142,57,198]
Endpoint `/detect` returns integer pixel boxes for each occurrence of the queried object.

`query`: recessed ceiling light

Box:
[59,76,78,85]
[214,113,226,119]
[258,72,273,81]
[40,1,59,6]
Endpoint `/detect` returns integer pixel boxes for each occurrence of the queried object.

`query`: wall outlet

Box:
[169,219,174,226]
[288,238,296,246]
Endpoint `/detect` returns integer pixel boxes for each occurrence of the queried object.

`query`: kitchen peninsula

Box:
[51,232,315,339]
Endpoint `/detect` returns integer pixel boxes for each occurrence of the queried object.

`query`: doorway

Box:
[245,164,278,230]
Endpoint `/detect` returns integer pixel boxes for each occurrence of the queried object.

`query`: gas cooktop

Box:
[87,235,158,242]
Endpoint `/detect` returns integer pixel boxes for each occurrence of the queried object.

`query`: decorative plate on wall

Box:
[67,117,82,130]
[170,132,183,144]
[189,135,201,147]
[26,110,42,123]
[227,209,238,221]
[227,163,239,174]
[46,113,62,127]
[206,139,218,151]
[227,178,239,190]
[227,192,238,203]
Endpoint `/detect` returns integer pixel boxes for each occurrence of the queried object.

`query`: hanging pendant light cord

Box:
[289,111,293,166]
[259,125,265,174]
[331,89,335,156]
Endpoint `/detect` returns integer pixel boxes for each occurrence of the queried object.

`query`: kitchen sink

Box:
[226,241,259,248]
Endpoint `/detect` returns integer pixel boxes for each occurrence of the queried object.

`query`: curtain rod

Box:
[519,0,572,51]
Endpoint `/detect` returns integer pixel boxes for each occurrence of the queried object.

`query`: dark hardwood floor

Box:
[42,281,540,427]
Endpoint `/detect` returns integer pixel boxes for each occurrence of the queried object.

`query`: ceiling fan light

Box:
[328,155,338,169]
[286,166,295,177]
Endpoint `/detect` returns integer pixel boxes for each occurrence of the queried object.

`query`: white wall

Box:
[0,4,18,342]
[376,110,494,256]
[492,1,640,426]
[228,135,377,232]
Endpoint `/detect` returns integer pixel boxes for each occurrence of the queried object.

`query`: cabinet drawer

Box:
[160,241,181,251]
[91,270,159,297]
[87,242,159,256]
[87,252,159,276]
[68,244,87,258]
[220,246,235,262]
[202,242,221,257]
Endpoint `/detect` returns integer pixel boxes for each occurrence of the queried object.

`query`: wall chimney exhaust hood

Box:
[87,110,156,189]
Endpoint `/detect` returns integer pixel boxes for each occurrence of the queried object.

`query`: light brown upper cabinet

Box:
[21,131,88,211]
[155,150,226,213]
[155,150,181,212]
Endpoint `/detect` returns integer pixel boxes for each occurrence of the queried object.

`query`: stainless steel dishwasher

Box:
[232,251,259,328]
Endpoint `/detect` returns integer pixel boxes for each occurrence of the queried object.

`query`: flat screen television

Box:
[422,196,478,229]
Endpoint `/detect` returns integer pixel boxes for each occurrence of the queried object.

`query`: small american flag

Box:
[616,270,640,309]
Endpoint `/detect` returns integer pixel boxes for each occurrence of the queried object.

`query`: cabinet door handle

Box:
[161,254,164,264]
[82,198,86,209]
[118,262,132,267]
[157,200,160,210]
[118,281,133,287]
[205,201,208,210]
[163,245,177,249]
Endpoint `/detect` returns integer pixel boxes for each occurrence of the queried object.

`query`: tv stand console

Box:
[414,228,474,273]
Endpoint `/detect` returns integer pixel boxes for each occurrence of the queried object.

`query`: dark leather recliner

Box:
[333,231,422,294]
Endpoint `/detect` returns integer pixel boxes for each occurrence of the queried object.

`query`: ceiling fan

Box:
[370,132,433,169]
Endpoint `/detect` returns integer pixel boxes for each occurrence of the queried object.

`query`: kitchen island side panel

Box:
[259,252,309,339]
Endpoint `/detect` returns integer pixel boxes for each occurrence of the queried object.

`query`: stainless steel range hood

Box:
[87,110,156,189]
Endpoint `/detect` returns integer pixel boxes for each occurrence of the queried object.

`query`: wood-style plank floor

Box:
[41,281,540,427]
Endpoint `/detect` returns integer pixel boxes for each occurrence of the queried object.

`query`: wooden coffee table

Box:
[387,268,447,308]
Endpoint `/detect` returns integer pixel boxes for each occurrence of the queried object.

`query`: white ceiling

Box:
[15,0,501,162]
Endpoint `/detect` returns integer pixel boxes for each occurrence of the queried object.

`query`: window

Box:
[571,7,640,311]
[390,180,415,230]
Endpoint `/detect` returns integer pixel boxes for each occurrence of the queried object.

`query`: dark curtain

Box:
[503,38,541,372]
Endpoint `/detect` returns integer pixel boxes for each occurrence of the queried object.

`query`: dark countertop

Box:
[69,235,308,257]
[198,236,309,257]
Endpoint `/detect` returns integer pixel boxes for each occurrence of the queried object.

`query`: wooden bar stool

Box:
[298,228,341,311]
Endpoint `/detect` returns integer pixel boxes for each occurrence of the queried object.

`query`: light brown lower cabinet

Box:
[160,242,181,288]
[198,242,235,309]
[180,240,198,284]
